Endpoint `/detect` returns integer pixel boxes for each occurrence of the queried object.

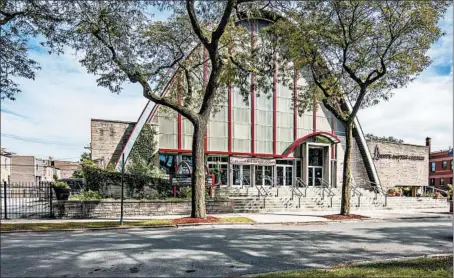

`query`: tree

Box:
[272,0,450,215]
[61,0,269,218]
[72,151,95,179]
[0,0,69,100]
[365,133,404,144]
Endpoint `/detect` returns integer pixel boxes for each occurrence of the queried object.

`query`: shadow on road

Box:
[1,219,452,277]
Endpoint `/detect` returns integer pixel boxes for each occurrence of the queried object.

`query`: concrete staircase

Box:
[216,186,449,213]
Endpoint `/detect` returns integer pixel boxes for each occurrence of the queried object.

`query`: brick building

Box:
[427,137,453,189]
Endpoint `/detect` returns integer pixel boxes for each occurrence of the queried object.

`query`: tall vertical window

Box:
[440,178,445,185]
[4,159,6,169]
[442,160,447,169]
[451,159,453,171]
[430,178,435,186]
[430,162,436,172]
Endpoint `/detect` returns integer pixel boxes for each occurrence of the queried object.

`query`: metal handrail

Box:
[318,178,335,200]
[291,178,307,199]
[425,186,448,195]
[353,177,387,207]
[350,179,363,207]
[354,178,386,195]
[295,177,308,197]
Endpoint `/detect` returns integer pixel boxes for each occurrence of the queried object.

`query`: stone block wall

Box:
[53,200,234,219]
[91,119,135,167]
[367,140,429,191]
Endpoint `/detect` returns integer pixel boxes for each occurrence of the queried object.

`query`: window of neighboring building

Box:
[430,162,436,172]
[440,178,445,185]
[4,159,6,169]
[451,159,453,171]
[430,178,435,186]
[442,160,447,169]
[450,177,453,185]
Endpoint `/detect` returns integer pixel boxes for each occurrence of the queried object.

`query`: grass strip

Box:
[0,217,255,232]
[254,256,453,277]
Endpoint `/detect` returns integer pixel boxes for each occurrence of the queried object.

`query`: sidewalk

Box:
[1,208,451,225]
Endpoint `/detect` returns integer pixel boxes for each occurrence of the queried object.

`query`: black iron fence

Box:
[1,181,53,220]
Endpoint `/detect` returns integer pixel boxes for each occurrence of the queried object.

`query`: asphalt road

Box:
[1,218,452,277]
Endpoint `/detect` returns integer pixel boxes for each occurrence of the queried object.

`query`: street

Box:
[1,218,452,277]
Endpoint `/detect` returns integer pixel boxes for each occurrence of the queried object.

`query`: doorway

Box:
[308,147,324,186]
[276,164,293,186]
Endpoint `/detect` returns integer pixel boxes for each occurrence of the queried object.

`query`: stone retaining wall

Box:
[53,200,233,219]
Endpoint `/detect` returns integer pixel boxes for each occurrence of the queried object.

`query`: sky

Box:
[1,7,453,161]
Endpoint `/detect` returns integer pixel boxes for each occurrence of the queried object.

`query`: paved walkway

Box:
[1,208,451,224]
[1,218,452,277]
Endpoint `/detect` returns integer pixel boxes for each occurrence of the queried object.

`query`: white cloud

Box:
[358,72,453,151]
[1,49,147,161]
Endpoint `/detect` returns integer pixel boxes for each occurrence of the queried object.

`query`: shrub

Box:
[53,181,70,189]
[447,184,453,201]
[69,189,102,200]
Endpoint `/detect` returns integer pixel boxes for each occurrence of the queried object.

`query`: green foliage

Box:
[0,1,71,100]
[447,184,452,201]
[365,134,404,143]
[82,165,171,198]
[401,187,412,197]
[72,151,95,179]
[126,124,163,178]
[53,181,70,189]
[69,189,102,200]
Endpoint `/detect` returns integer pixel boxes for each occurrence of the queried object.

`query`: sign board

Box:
[230,157,276,166]
[373,145,425,161]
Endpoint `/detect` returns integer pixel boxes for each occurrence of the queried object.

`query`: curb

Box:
[1,214,451,233]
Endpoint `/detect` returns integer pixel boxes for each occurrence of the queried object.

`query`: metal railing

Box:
[354,178,387,207]
[350,180,363,207]
[424,186,448,196]
[289,178,308,208]
[318,178,335,207]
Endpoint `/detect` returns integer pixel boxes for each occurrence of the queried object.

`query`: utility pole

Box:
[120,153,125,225]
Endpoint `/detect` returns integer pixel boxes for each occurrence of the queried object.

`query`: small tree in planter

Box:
[53,181,70,200]
[446,184,453,213]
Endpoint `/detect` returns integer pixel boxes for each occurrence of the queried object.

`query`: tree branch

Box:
[90,24,198,122]
[186,0,210,48]
[0,10,24,25]
[212,0,236,43]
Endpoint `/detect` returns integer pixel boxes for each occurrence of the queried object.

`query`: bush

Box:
[402,187,412,197]
[447,184,453,201]
[69,189,102,200]
[81,165,171,198]
[53,181,70,189]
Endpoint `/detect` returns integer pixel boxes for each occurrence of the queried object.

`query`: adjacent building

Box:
[53,160,80,179]
[9,156,61,184]
[427,137,453,189]
[1,148,13,183]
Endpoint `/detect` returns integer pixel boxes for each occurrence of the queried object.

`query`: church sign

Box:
[373,145,425,161]
[230,157,276,166]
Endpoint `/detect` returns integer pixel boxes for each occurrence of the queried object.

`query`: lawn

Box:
[0,216,255,232]
[254,256,453,278]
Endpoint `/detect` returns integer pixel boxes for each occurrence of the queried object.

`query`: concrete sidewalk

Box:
[1,208,451,225]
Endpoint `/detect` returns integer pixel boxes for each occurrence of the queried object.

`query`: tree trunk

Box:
[191,120,207,218]
[340,120,353,216]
